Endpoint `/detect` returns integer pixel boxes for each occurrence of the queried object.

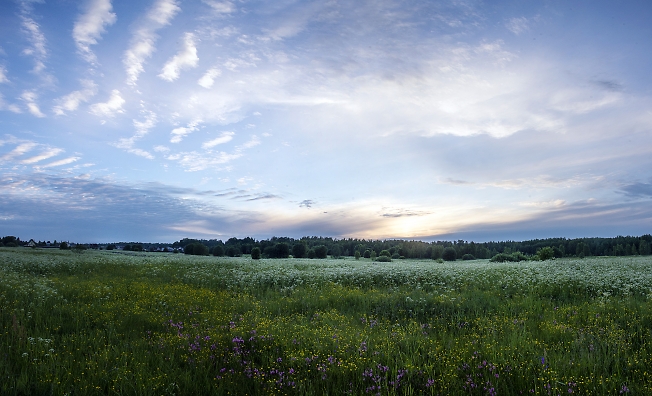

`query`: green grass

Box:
[1,248,651,394]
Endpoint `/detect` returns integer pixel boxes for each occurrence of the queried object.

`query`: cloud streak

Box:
[123,0,181,85]
[89,89,125,117]
[202,131,234,149]
[52,80,98,116]
[170,120,201,143]
[159,32,199,82]
[113,110,157,159]
[20,91,45,118]
[73,0,117,64]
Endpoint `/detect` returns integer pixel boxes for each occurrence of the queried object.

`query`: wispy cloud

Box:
[20,91,45,118]
[198,67,221,88]
[73,0,117,64]
[0,66,8,83]
[165,150,240,171]
[0,142,37,162]
[89,89,125,117]
[38,156,81,168]
[19,15,47,74]
[381,207,432,218]
[170,120,201,143]
[52,80,98,116]
[123,0,180,85]
[505,17,529,35]
[299,200,314,208]
[238,135,260,150]
[201,0,235,15]
[159,32,199,82]
[113,110,157,159]
[244,193,281,202]
[202,131,234,149]
[20,148,64,164]
[166,134,260,171]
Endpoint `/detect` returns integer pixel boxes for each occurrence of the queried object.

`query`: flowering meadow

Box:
[2,248,652,395]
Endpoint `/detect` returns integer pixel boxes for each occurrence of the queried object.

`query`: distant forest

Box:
[169,234,652,260]
[3,234,651,260]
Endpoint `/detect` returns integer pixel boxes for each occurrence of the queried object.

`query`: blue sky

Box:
[1,0,651,243]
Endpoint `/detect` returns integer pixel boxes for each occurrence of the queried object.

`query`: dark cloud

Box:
[246,194,281,201]
[593,79,623,92]
[0,173,219,242]
[381,209,431,218]
[620,182,652,198]
[442,178,472,185]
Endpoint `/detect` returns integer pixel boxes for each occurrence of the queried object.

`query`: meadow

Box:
[2,248,652,395]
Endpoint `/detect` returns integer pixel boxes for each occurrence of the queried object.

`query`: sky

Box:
[1,0,652,243]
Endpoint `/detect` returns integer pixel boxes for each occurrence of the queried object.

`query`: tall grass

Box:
[1,248,650,394]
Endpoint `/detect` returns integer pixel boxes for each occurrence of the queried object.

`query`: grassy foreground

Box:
[1,248,652,395]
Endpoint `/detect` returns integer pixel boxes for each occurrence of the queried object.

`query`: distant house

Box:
[27,239,36,248]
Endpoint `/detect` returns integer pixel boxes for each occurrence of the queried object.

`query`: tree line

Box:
[3,234,651,260]
[170,234,652,260]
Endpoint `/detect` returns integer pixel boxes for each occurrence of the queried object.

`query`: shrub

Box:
[462,254,476,260]
[185,243,209,256]
[264,243,290,258]
[490,253,512,262]
[314,245,328,259]
[391,253,400,259]
[442,247,457,261]
[490,252,529,262]
[292,243,307,258]
[431,245,444,260]
[553,246,564,258]
[363,250,371,258]
[251,247,261,260]
[307,249,316,259]
[225,246,241,257]
[354,251,361,260]
[511,251,529,261]
[376,255,392,262]
[379,250,391,257]
[370,251,377,260]
[537,246,555,261]
[212,245,224,256]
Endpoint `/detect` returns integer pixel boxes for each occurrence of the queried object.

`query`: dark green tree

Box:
[225,246,241,257]
[292,243,307,258]
[431,245,444,260]
[185,243,208,255]
[251,247,261,260]
[537,246,555,261]
[212,245,224,256]
[276,243,290,258]
[442,247,457,261]
[314,245,328,259]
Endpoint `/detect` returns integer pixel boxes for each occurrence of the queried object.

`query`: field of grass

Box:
[2,248,652,395]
